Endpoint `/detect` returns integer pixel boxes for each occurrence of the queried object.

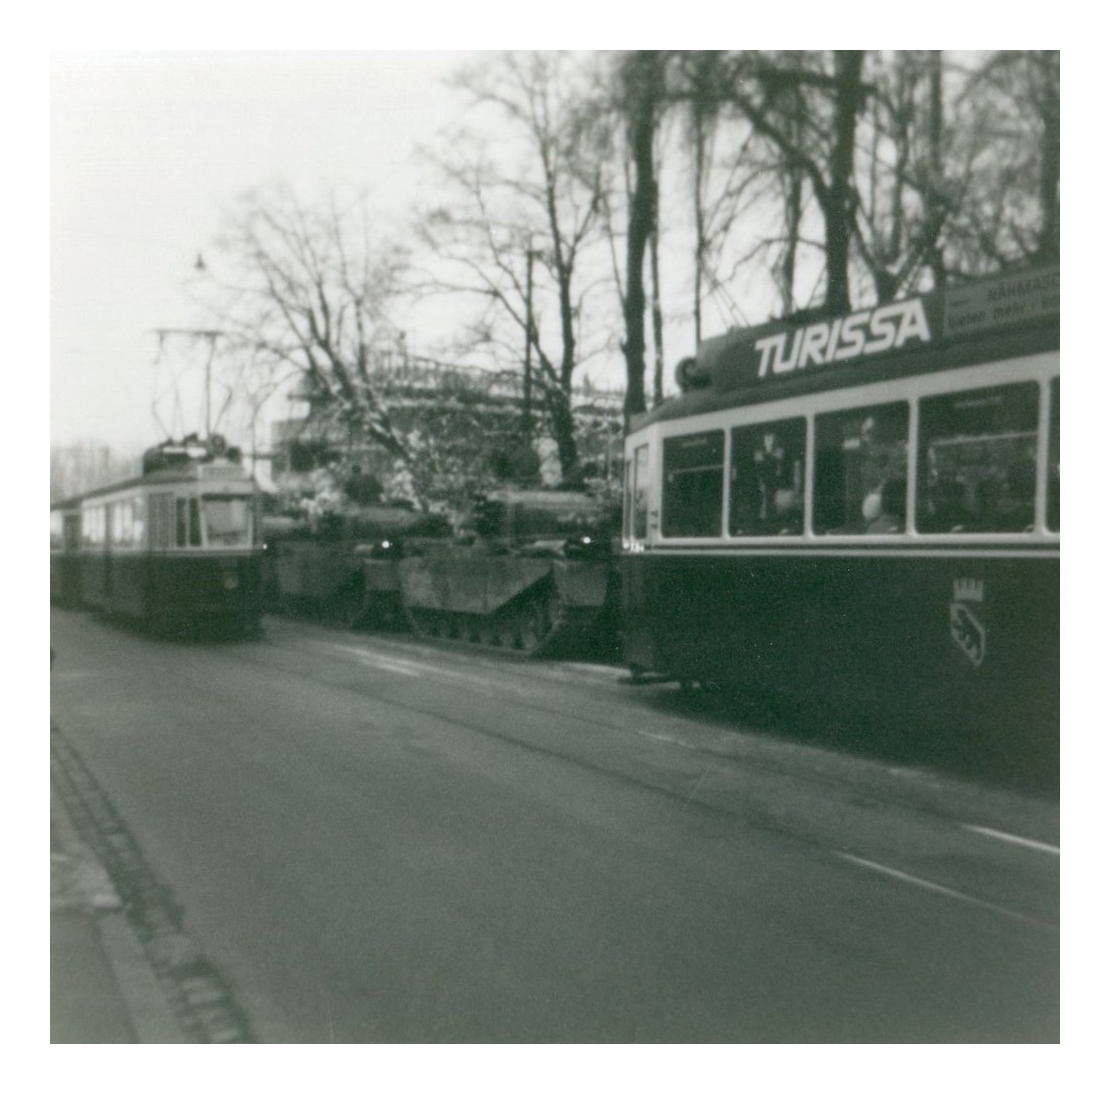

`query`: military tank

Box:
[397,489,621,657]
[262,503,451,627]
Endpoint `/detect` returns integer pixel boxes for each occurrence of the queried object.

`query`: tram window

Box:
[189,498,201,546]
[113,500,133,547]
[729,417,806,536]
[662,431,724,537]
[814,402,908,534]
[632,444,650,539]
[204,496,251,547]
[175,497,202,546]
[83,506,101,547]
[1047,378,1059,532]
[917,382,1039,533]
[131,497,145,547]
[150,494,172,549]
[51,511,63,550]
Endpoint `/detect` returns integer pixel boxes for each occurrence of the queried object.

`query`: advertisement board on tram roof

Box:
[683,263,1059,397]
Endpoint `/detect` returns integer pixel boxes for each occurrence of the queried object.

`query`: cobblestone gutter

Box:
[50,723,257,1044]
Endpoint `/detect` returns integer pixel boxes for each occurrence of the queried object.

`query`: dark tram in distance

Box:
[621,265,1059,776]
[51,435,264,635]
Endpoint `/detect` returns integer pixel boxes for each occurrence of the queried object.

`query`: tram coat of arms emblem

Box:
[950,578,986,667]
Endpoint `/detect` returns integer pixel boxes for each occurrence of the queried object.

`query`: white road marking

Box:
[961,824,1059,856]
[328,644,421,677]
[637,730,701,752]
[323,641,537,697]
[833,852,1055,930]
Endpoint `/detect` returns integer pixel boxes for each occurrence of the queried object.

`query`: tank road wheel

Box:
[432,614,453,641]
[478,619,498,647]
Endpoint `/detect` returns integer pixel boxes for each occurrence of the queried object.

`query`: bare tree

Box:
[943,50,1059,275]
[415,52,611,484]
[667,53,773,328]
[851,51,957,302]
[617,50,668,421]
[206,184,412,463]
[719,51,869,316]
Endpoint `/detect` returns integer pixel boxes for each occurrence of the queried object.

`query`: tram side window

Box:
[150,494,172,549]
[175,497,203,546]
[82,507,96,547]
[917,382,1039,533]
[814,402,908,534]
[112,500,133,547]
[1047,378,1059,532]
[632,444,650,539]
[51,511,63,550]
[662,431,724,538]
[131,497,145,547]
[729,417,806,536]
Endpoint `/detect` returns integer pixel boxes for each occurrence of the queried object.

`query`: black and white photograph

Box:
[44,45,1065,1053]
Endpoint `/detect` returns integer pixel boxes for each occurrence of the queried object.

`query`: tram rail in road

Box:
[49,607,1059,1042]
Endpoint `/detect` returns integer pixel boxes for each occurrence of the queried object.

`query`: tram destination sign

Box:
[696,263,1059,395]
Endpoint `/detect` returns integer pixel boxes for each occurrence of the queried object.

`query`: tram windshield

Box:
[203,495,253,547]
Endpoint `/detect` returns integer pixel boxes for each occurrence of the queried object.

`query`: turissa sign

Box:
[753,299,931,379]
[685,264,1059,397]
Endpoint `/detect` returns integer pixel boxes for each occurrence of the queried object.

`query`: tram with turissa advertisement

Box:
[621,264,1059,779]
[50,434,265,636]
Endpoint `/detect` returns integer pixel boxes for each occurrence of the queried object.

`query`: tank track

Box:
[405,577,586,657]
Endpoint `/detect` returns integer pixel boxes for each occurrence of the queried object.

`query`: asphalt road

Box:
[49,607,1059,1043]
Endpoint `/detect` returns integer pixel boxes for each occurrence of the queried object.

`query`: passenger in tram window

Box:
[773,486,803,535]
[863,477,905,534]
[923,469,970,532]
[999,453,1037,531]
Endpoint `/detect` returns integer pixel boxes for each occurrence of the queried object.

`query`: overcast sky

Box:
[51,51,482,454]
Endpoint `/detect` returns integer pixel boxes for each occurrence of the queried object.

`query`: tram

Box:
[50,435,264,635]
[621,265,1059,774]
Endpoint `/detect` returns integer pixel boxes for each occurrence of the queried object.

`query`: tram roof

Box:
[631,263,1059,431]
[51,460,256,510]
